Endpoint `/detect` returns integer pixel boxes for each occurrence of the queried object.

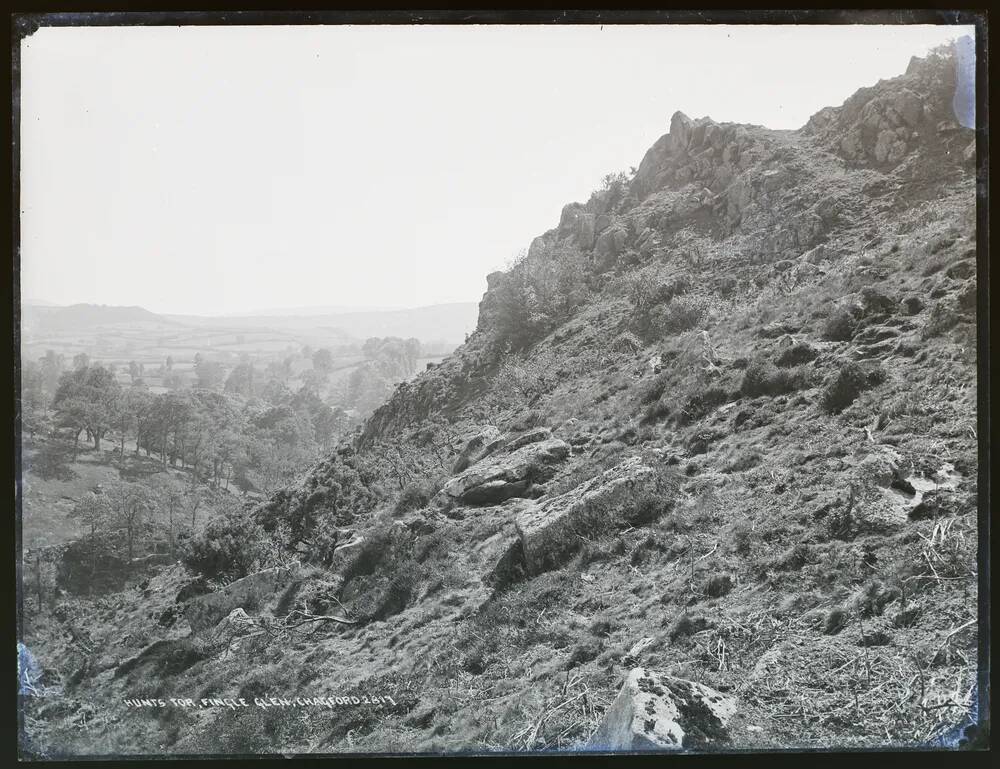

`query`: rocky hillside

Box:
[21,44,980,755]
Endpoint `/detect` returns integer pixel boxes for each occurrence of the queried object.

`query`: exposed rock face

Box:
[516,457,664,575]
[587,668,737,751]
[114,639,208,681]
[184,564,303,634]
[453,426,506,473]
[507,426,553,451]
[211,607,257,639]
[438,439,571,507]
[175,577,212,604]
[594,225,628,267]
[475,271,510,334]
[804,47,969,168]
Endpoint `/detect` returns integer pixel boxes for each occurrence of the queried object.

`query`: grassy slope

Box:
[20,49,980,756]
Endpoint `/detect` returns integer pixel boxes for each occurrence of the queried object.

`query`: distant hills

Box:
[21,301,480,346]
[21,303,177,333]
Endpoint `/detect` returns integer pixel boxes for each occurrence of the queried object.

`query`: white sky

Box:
[19,24,971,316]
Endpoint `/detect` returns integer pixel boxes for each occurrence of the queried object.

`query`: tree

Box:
[492,244,588,351]
[144,391,194,467]
[151,476,190,555]
[195,358,224,390]
[52,365,121,451]
[163,371,185,391]
[404,338,422,372]
[104,480,157,573]
[20,361,50,439]
[39,350,65,397]
[362,338,381,360]
[292,386,340,449]
[492,260,545,351]
[225,362,255,398]
[128,361,140,384]
[114,388,134,457]
[72,352,90,371]
[181,495,265,579]
[300,368,327,392]
[312,348,334,375]
[71,492,111,539]
[244,408,318,495]
[260,378,292,406]
[263,360,292,390]
[112,386,158,458]
[345,362,394,415]
[166,355,174,371]
[68,492,114,584]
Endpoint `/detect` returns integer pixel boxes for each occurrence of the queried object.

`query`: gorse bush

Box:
[493,244,589,351]
[627,272,692,337]
[181,500,267,579]
[776,342,819,367]
[641,394,673,425]
[822,307,858,342]
[639,371,670,405]
[677,386,729,425]
[740,359,812,398]
[609,331,643,355]
[651,294,710,336]
[394,480,436,514]
[821,361,887,413]
[595,169,635,212]
[922,300,961,339]
[257,452,380,547]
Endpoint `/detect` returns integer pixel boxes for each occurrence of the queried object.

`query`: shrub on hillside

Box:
[628,273,693,337]
[677,387,730,425]
[822,307,857,341]
[775,342,819,367]
[641,394,672,424]
[625,467,681,527]
[394,479,436,514]
[181,501,267,579]
[639,371,669,405]
[651,294,709,336]
[821,361,887,413]
[703,573,734,598]
[922,299,961,339]
[727,521,753,555]
[609,331,643,355]
[740,359,812,398]
[492,245,589,351]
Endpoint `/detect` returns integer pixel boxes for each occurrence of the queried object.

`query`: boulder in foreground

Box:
[587,668,737,751]
[184,564,303,634]
[516,457,666,575]
[438,438,570,506]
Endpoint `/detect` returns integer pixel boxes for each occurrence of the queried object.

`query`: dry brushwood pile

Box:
[21,46,980,755]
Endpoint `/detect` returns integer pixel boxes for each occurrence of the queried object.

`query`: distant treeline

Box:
[19,335,426,495]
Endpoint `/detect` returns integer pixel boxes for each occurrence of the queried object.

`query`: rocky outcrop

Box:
[452,426,506,473]
[211,608,257,639]
[184,564,303,634]
[475,271,510,334]
[114,639,209,681]
[437,439,571,507]
[587,668,737,751]
[593,225,628,267]
[507,426,553,451]
[516,457,667,575]
[804,46,973,169]
[175,576,212,604]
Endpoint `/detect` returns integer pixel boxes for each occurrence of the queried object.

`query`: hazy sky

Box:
[19,23,970,316]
